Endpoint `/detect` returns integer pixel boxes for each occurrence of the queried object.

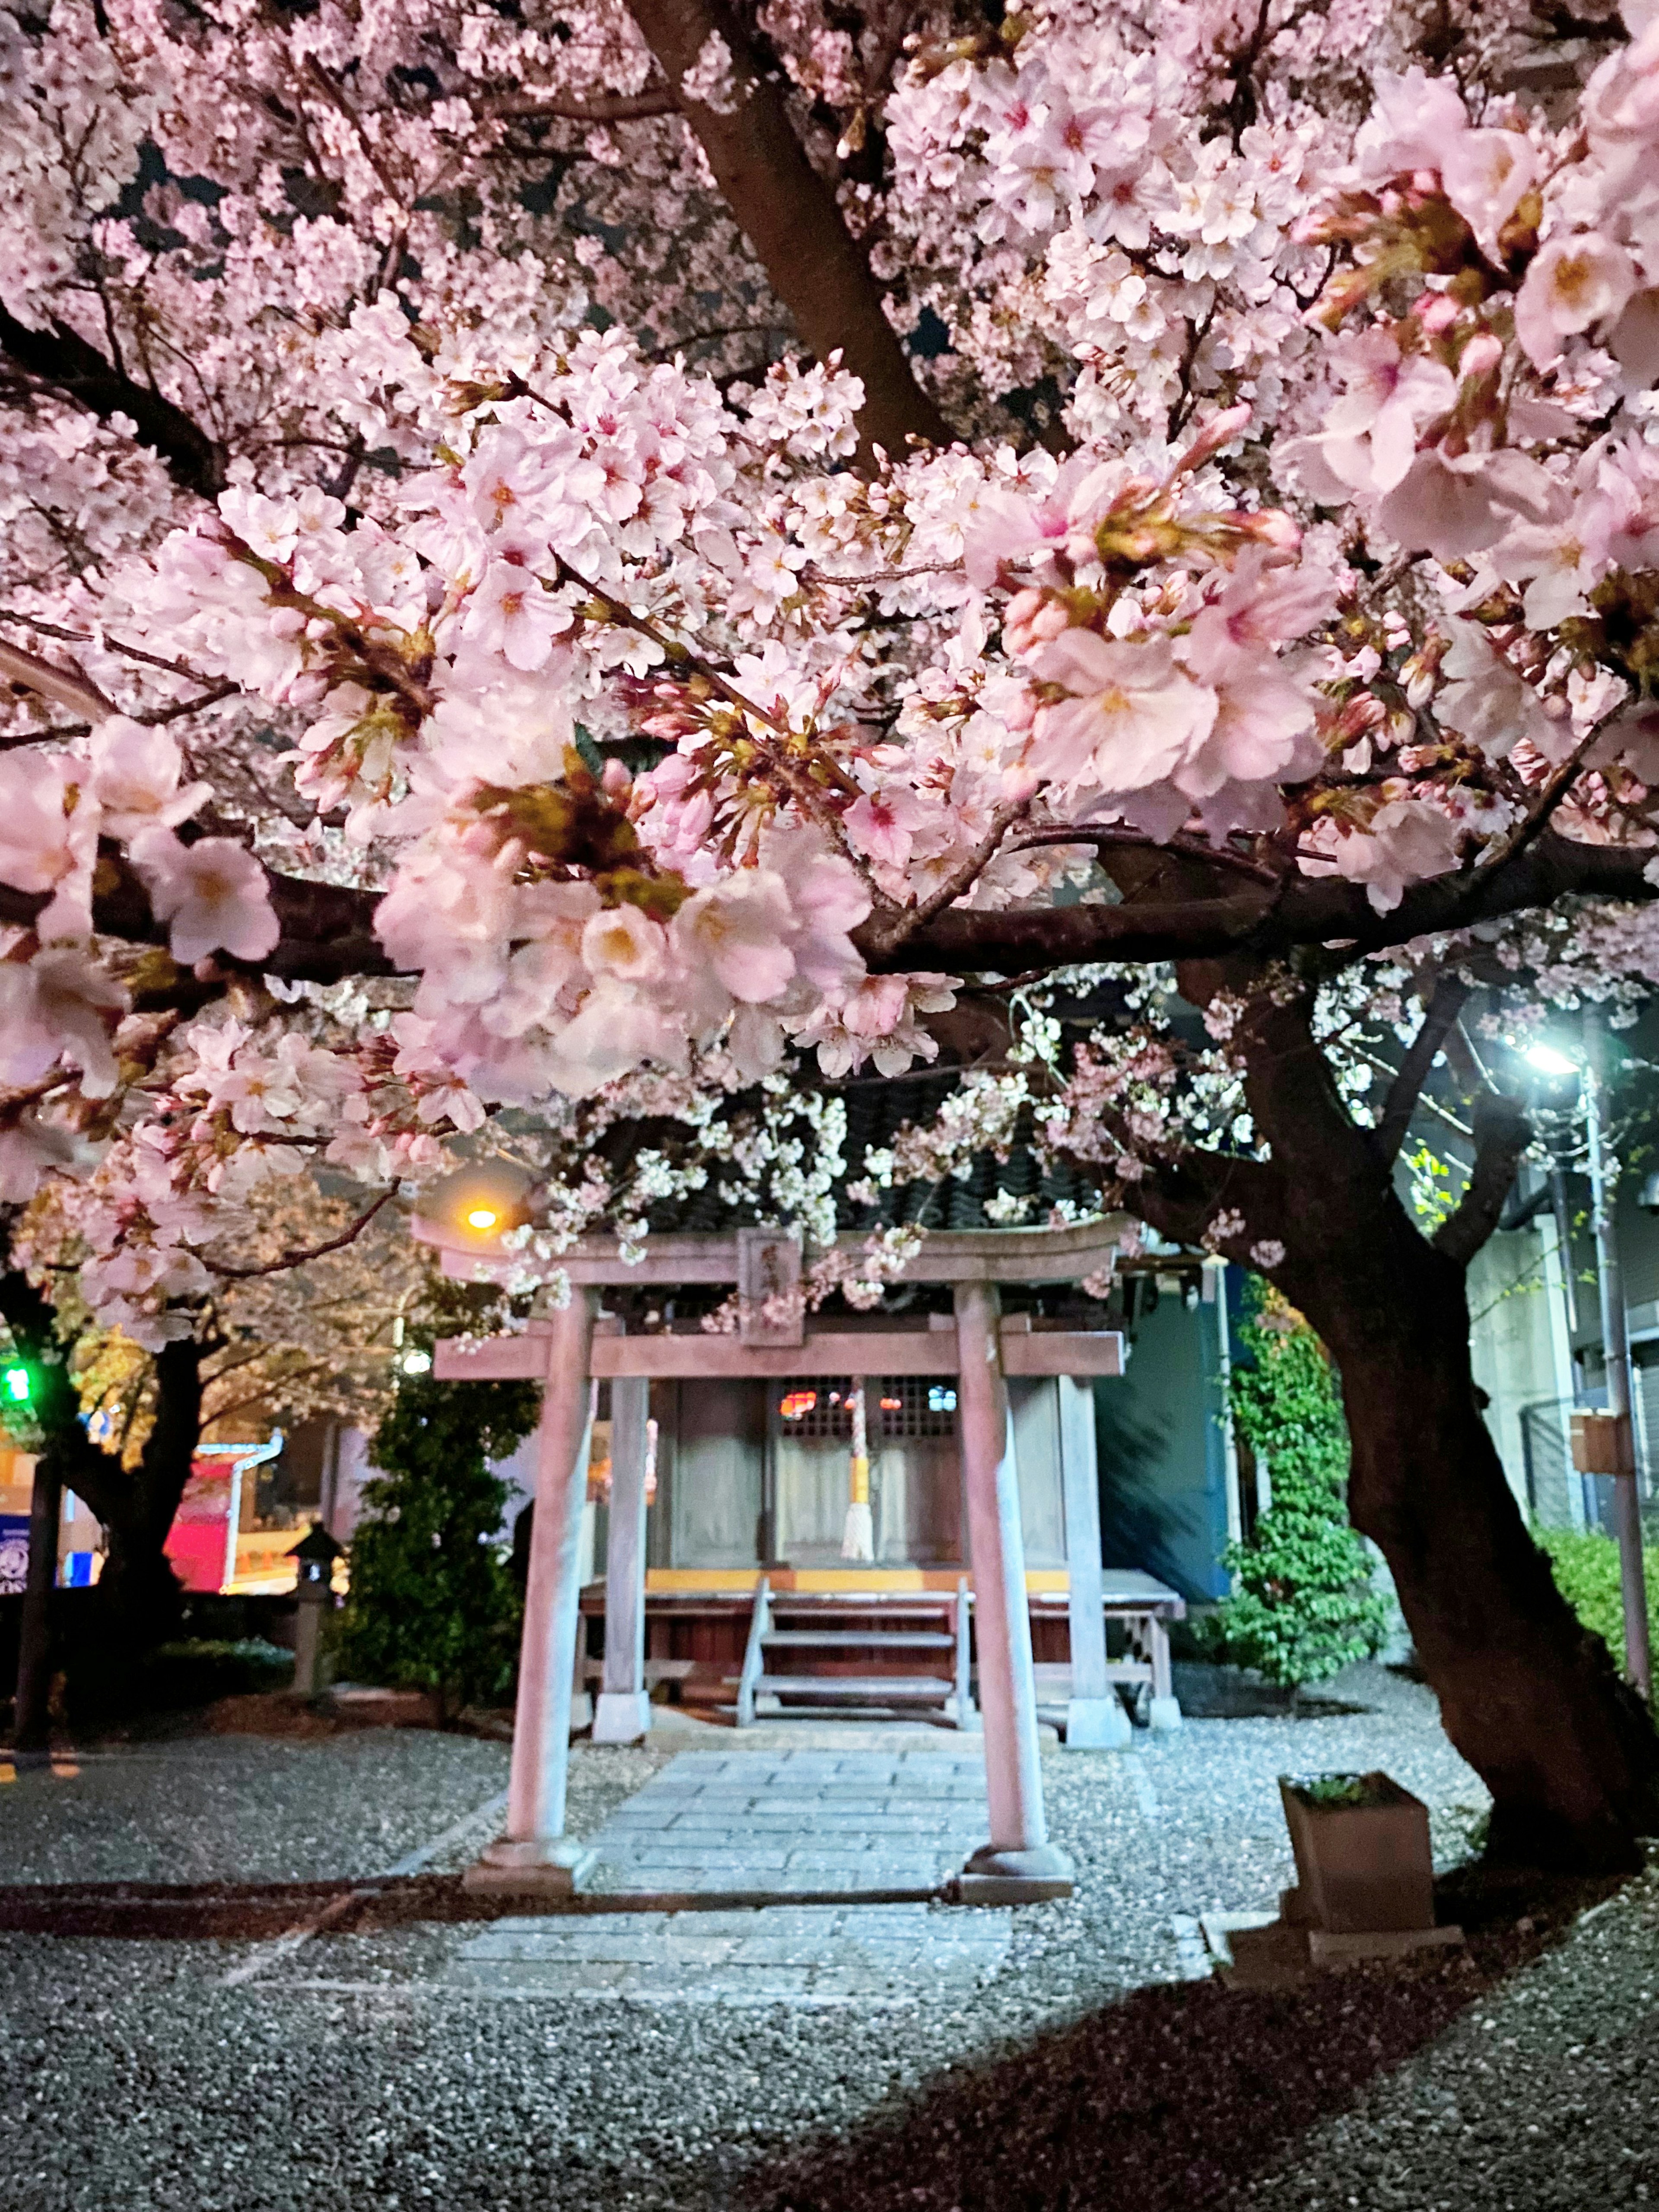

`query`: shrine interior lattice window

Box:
[775,1377,958,1441]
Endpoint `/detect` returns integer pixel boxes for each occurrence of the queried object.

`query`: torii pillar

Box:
[592,1375,653,1745]
[437,1296,601,1895]
[953,1283,1076,1903]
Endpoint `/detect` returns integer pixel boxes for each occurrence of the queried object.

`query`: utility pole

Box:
[1583,1014,1652,1699]
[13,1452,61,1759]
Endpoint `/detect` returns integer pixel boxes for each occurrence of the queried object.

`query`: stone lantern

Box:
[288,1522,343,1697]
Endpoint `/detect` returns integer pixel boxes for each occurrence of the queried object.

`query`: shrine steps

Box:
[760,1630,954,1649]
[736,1580,976,1729]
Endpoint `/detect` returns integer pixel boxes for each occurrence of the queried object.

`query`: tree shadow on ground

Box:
[726,1860,1622,2212]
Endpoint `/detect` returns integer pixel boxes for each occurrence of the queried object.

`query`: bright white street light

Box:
[1523,1041,1579,1077]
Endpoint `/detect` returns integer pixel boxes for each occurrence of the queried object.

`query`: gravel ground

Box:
[0,1666,1651,2212]
[0,1731,514,1886]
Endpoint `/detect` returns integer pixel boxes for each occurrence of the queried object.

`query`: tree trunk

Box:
[1290,1217,1659,1869]
[92,1512,186,1650]
[0,1260,201,1660]
[625,0,950,460]
[1148,963,1659,1870]
[76,1338,203,1653]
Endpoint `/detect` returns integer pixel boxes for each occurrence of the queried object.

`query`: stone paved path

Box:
[455,1744,1006,2002]
[585,1745,991,1897]
[457,1902,1012,2003]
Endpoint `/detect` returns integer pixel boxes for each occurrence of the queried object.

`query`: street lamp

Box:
[1523,1023,1652,1698]
[423,1160,534,1244]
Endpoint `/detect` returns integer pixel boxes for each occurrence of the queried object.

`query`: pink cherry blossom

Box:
[0,947,127,1097]
[1440,130,1536,248]
[1302,799,1464,912]
[461,559,573,672]
[130,830,281,965]
[1514,232,1640,368]
[1287,332,1456,497]
[88,716,211,836]
[581,904,670,986]
[1027,632,1219,796]
[0,755,99,938]
[1491,499,1616,629]
[671,874,798,1003]
[1351,69,1471,185]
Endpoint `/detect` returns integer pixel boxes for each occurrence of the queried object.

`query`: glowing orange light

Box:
[466,1206,500,1230]
[879,1397,903,1412]
[780,1391,817,1419]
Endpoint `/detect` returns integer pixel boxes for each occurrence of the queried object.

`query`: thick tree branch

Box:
[0,304,224,499]
[1376,973,1471,1170]
[0,637,113,720]
[486,86,683,121]
[622,0,949,458]
[0,846,391,984]
[864,833,1659,974]
[1434,1091,1532,1266]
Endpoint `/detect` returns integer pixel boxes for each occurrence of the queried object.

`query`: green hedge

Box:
[1205,1281,1392,1688]
[1536,1525,1659,1674]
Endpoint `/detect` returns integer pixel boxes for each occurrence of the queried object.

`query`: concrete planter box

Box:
[1278,1771,1436,1933]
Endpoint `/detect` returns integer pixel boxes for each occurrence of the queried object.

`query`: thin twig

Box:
[206,1189,397,1280]
[0,636,111,719]
[1469,704,1623,881]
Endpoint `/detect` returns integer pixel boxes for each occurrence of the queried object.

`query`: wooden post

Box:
[953,1283,1074,1902]
[471,1293,599,1893]
[1058,1374,1130,1749]
[593,1375,652,1744]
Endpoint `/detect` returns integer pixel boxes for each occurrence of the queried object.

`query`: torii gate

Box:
[430,1232,1130,1904]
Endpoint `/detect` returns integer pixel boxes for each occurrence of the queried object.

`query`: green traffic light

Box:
[3,1366,31,1405]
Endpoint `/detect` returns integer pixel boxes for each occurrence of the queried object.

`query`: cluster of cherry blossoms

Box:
[3,0,1659,1341]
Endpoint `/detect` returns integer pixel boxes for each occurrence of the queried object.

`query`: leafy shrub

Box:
[1284,1771,1390,1809]
[336,1352,539,1718]
[1535,1524,1659,1676]
[1205,1281,1392,1689]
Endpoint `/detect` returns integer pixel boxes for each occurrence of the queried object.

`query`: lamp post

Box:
[1582,1018,1652,1699]
[1528,1026,1653,1697]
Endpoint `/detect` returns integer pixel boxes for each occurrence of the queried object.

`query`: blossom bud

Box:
[1418,291,1459,334]
[1240,508,1302,553]
[1177,403,1252,474]
[1004,588,1051,654]
[1458,332,1503,384]
[601,759,632,798]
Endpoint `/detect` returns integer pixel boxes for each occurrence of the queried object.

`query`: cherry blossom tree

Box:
[0,1178,445,1658]
[4,0,1659,1857]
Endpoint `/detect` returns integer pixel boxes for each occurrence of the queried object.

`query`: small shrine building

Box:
[418,1204,1226,1904]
